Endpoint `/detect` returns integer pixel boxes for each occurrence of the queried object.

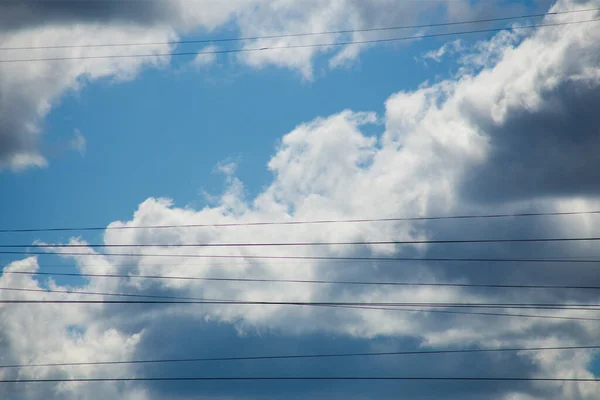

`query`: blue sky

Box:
[1,1,600,399]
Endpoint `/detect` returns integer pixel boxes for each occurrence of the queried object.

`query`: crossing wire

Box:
[333,305,600,322]
[4,250,600,263]
[1,376,599,383]
[2,299,600,310]
[1,344,598,369]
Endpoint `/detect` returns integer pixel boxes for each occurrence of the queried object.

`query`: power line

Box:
[1,376,599,384]
[2,299,600,311]
[4,250,600,263]
[2,344,598,369]
[4,271,600,291]
[1,7,597,51]
[5,257,600,267]
[10,235,600,249]
[0,286,207,301]
[1,18,599,63]
[341,302,600,311]
[3,209,600,233]
[338,305,600,322]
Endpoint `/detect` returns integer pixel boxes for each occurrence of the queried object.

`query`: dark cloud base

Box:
[122,317,543,400]
[461,80,600,202]
[0,0,183,32]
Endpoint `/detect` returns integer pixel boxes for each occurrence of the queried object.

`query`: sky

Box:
[1,0,600,399]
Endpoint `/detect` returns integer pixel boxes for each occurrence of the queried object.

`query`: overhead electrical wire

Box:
[1,18,599,63]
[4,257,599,268]
[3,209,600,234]
[4,271,600,290]
[2,7,597,51]
[2,344,598,369]
[3,257,600,268]
[334,305,600,322]
[9,235,600,249]
[2,299,600,311]
[4,250,600,263]
[0,286,209,301]
[1,376,599,384]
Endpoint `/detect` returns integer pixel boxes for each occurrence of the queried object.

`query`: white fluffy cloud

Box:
[0,258,147,400]
[2,0,600,399]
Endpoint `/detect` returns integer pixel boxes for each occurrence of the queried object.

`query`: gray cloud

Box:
[0,98,46,170]
[0,0,184,32]
[461,80,600,202]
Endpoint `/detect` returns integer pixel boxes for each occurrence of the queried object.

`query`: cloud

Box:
[192,45,218,68]
[3,1,600,399]
[214,158,239,176]
[421,39,464,63]
[70,129,86,156]
[232,0,458,79]
[0,257,147,400]
[0,0,243,33]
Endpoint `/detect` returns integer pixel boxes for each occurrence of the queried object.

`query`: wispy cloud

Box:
[70,129,86,156]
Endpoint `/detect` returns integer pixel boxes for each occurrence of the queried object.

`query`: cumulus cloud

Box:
[3,0,600,399]
[0,258,147,400]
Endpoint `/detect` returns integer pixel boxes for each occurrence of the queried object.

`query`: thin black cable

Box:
[3,209,600,234]
[2,299,600,310]
[4,271,600,291]
[336,305,600,322]
[1,376,599,383]
[12,236,600,249]
[2,345,598,369]
[307,303,600,311]
[0,287,205,301]
[4,250,600,263]
[2,8,597,51]
[7,256,600,267]
[1,19,598,63]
